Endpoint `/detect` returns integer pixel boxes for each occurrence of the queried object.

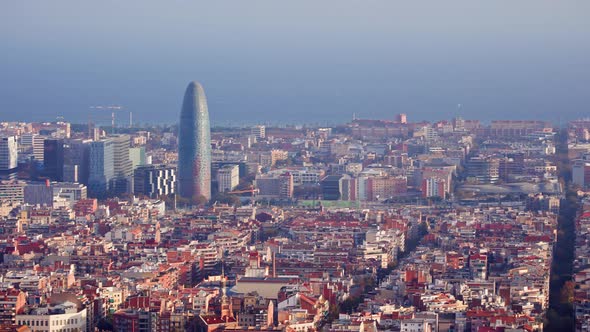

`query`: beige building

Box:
[16,302,86,332]
[217,164,239,192]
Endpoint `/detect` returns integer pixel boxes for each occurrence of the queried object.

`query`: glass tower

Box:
[178,81,212,202]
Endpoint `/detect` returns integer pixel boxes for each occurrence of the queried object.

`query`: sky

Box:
[0,1,589,126]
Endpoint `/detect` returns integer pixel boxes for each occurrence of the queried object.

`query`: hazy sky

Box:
[1,1,589,126]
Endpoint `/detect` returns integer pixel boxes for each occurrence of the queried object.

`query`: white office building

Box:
[218,164,239,192]
[0,136,18,171]
[16,302,87,332]
[251,125,266,140]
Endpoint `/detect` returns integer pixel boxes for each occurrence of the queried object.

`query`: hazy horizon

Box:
[1,1,589,126]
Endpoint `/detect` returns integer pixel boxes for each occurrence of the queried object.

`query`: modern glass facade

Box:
[88,138,114,197]
[133,164,176,199]
[0,136,18,171]
[43,139,65,181]
[178,81,212,202]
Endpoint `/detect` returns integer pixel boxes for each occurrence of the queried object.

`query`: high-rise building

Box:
[421,166,454,193]
[63,139,91,184]
[466,156,500,184]
[18,134,43,163]
[87,135,133,197]
[251,125,266,140]
[217,164,239,192]
[498,153,524,181]
[88,138,114,197]
[43,139,65,181]
[279,172,294,199]
[395,113,407,124]
[0,136,18,172]
[133,164,176,198]
[129,146,146,169]
[19,133,34,147]
[340,175,357,201]
[32,135,45,162]
[573,156,590,189]
[178,81,212,202]
[111,135,134,194]
[421,177,447,198]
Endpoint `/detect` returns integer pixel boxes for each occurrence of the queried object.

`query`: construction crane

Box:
[89,105,128,134]
[228,186,259,204]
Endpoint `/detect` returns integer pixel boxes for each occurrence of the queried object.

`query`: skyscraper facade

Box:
[0,136,18,172]
[63,139,91,184]
[178,81,212,202]
[133,164,176,199]
[217,164,239,193]
[43,139,65,181]
[88,138,114,197]
[111,134,134,195]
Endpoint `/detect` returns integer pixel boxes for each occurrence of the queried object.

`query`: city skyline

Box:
[1,2,589,331]
[0,103,585,331]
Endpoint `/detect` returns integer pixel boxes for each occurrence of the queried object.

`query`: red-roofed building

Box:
[0,289,26,325]
[74,199,97,217]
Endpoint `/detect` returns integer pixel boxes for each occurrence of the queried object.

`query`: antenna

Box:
[90,105,124,134]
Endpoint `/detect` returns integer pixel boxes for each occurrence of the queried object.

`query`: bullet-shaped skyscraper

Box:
[178,81,212,202]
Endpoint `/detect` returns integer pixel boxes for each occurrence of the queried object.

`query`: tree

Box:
[211,192,241,207]
[193,195,208,207]
[560,281,575,305]
[176,195,191,207]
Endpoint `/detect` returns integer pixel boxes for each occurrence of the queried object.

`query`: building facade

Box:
[111,135,134,195]
[421,177,447,198]
[133,164,176,198]
[255,173,293,199]
[0,136,18,171]
[251,125,266,140]
[0,180,26,203]
[88,138,114,197]
[43,139,64,181]
[177,81,212,203]
[63,139,90,184]
[217,164,239,192]
[16,304,86,332]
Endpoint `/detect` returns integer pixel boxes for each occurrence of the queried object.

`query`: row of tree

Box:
[546,129,577,331]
